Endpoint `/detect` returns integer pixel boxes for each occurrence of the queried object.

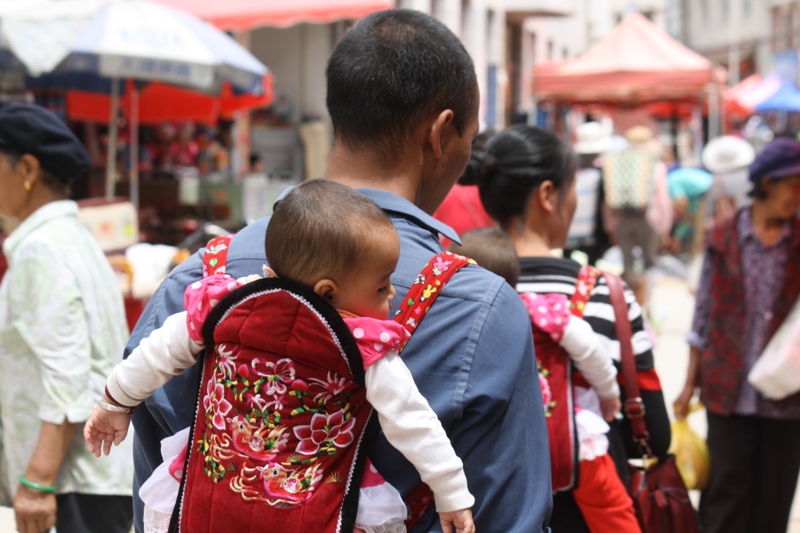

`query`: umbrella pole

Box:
[105,77,121,199]
[130,81,140,212]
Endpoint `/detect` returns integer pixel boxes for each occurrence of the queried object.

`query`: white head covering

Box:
[575,122,612,154]
[702,136,756,173]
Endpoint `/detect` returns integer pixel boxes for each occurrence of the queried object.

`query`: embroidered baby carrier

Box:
[523,265,600,493]
[171,237,474,533]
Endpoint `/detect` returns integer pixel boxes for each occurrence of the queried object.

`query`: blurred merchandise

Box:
[77,198,138,252]
[669,403,710,491]
[748,295,800,401]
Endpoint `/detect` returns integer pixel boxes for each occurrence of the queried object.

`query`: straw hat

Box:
[624,125,654,146]
[574,122,612,154]
[701,136,756,173]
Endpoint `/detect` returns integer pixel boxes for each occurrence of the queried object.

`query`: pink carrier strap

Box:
[393,251,475,530]
[201,234,234,277]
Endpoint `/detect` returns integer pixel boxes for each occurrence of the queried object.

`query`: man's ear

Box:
[427,109,455,159]
[313,278,339,304]
[263,266,278,278]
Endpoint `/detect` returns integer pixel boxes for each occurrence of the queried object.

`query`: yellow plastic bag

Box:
[669,403,710,490]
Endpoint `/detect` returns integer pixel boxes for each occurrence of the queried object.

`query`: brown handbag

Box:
[605,272,700,533]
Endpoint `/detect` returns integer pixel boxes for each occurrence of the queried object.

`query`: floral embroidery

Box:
[216,344,238,380]
[537,361,557,417]
[252,358,295,396]
[309,372,348,404]
[293,411,356,455]
[204,380,233,431]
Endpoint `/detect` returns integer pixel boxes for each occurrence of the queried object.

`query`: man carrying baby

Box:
[125,9,551,532]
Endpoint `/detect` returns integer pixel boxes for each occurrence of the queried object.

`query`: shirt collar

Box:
[738,207,792,246]
[356,188,460,244]
[274,186,461,245]
[3,200,78,257]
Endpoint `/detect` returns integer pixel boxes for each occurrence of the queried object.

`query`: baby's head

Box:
[266,179,399,319]
[448,228,519,287]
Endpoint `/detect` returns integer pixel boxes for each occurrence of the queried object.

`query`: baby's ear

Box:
[313,279,338,304]
[263,266,278,278]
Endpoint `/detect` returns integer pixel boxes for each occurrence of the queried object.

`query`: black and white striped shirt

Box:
[517,256,655,373]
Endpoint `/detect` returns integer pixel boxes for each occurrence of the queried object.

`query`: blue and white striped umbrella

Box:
[55,0,267,93]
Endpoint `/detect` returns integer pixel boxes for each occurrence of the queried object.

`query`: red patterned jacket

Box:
[700,214,800,415]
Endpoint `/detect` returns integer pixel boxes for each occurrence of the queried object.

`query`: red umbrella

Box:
[65,74,274,124]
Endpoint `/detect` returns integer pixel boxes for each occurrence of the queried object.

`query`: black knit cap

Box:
[0,102,91,182]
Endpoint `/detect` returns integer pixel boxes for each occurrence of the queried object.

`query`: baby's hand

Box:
[83,403,133,458]
[439,508,475,533]
[600,397,621,422]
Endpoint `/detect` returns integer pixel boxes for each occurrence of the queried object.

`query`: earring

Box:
[23,181,32,192]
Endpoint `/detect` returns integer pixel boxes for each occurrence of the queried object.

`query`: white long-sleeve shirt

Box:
[106,311,474,513]
[559,316,620,400]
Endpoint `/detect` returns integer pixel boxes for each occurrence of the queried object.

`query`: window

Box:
[701,0,709,26]
[431,0,441,18]
[547,40,554,61]
[461,0,470,41]
[722,0,729,22]
[743,0,751,16]
[562,46,569,59]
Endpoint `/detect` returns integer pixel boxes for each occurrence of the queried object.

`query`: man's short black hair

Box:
[326,9,477,152]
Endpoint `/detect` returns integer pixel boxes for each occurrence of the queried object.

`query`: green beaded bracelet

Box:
[19,475,56,493]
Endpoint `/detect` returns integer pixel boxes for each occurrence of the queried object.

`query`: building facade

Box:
[681,0,800,85]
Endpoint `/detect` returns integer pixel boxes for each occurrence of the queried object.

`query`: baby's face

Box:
[332,230,400,320]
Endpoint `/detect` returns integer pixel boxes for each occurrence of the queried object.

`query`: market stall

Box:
[534,13,723,105]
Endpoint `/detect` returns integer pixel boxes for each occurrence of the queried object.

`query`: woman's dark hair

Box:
[0,147,70,196]
[477,125,577,229]
[326,9,477,153]
[458,129,495,185]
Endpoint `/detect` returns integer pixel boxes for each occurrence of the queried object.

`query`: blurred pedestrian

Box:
[0,103,133,533]
[676,137,800,533]
[602,126,672,275]
[124,9,551,533]
[701,135,756,223]
[478,125,671,533]
[565,121,612,265]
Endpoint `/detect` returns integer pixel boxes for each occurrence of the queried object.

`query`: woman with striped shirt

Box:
[477,125,671,532]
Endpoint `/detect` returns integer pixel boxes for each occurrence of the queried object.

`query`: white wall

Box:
[249,24,333,122]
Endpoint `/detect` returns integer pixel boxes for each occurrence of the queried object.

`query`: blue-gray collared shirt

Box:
[126,188,552,532]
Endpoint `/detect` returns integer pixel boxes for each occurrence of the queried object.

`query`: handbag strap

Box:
[604,271,651,452]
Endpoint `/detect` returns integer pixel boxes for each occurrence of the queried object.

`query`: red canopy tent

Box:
[724,74,762,119]
[65,75,275,125]
[534,13,724,105]
[152,0,394,30]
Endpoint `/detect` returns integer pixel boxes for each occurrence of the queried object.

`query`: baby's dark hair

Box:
[265,179,395,286]
[448,228,519,287]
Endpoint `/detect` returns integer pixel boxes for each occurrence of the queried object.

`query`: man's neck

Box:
[324,143,422,207]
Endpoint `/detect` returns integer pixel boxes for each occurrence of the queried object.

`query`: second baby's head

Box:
[265,179,398,320]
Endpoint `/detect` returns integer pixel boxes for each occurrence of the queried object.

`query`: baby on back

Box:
[85,180,475,533]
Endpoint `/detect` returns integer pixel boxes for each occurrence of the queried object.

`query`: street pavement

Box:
[1,274,799,532]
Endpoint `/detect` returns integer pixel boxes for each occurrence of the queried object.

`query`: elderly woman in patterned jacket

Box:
[675,136,800,533]
[0,103,133,533]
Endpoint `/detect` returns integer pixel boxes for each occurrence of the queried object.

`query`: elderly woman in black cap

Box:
[0,103,133,533]
[675,136,800,533]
